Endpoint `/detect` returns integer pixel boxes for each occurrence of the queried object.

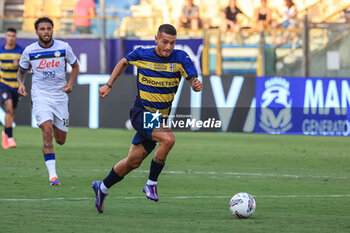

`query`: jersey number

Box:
[63,118,69,127]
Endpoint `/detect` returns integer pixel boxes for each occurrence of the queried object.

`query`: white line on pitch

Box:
[3,167,349,180]
[134,170,349,180]
[71,169,349,180]
[1,194,350,202]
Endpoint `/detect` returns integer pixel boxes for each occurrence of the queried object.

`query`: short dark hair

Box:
[157,24,177,36]
[34,17,54,30]
[6,27,17,33]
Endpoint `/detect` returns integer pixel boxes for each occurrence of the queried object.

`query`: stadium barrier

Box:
[4,74,350,136]
[1,35,350,135]
[0,38,203,75]
[253,76,350,136]
[11,74,255,132]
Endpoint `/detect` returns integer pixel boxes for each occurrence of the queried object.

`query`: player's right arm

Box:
[99,57,129,98]
[17,47,30,96]
[17,68,27,96]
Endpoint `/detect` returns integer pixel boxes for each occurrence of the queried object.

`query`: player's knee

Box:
[55,138,66,145]
[161,134,176,148]
[126,158,142,170]
[4,107,13,115]
[131,159,143,169]
[130,162,141,170]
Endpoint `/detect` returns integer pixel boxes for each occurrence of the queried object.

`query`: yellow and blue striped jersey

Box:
[0,44,24,90]
[125,47,197,116]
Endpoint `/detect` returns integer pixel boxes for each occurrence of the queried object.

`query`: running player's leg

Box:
[142,126,175,201]
[53,125,66,145]
[1,87,16,149]
[101,143,149,192]
[92,143,148,213]
[114,143,149,176]
[42,113,68,185]
[2,99,13,149]
[40,120,54,154]
[4,99,14,131]
[52,100,68,145]
[40,120,60,185]
[151,127,175,163]
[4,91,19,148]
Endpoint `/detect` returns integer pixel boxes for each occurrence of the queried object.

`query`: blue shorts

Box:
[0,84,19,108]
[129,105,157,154]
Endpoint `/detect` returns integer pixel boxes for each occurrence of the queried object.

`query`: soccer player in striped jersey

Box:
[0,28,24,149]
[17,17,80,186]
[92,24,203,213]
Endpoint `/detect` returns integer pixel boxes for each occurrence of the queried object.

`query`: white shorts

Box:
[32,98,69,132]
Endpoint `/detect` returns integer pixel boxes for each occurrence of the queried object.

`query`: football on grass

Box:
[229,192,256,218]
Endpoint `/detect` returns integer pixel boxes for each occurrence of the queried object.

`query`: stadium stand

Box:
[2,0,350,76]
[43,0,63,32]
[2,0,348,35]
[1,0,24,31]
[22,0,46,33]
[60,1,77,34]
[303,0,350,22]
[22,0,70,33]
[203,0,350,75]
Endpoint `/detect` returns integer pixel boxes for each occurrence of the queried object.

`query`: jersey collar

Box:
[37,39,55,49]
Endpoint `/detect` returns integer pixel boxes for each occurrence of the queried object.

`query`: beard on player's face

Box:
[39,34,52,44]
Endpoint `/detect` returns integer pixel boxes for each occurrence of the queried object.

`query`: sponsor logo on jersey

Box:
[36,59,60,69]
[2,92,8,100]
[43,71,56,79]
[54,51,61,57]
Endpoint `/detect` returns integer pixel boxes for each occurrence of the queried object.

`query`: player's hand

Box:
[17,84,27,96]
[62,82,73,93]
[99,85,111,98]
[191,78,203,92]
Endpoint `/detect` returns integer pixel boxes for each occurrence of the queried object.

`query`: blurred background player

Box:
[17,17,80,186]
[92,24,203,213]
[0,28,24,149]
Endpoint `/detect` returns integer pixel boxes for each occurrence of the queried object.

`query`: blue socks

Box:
[101,160,164,191]
[103,167,124,188]
[5,127,12,138]
[44,153,55,161]
[148,159,165,182]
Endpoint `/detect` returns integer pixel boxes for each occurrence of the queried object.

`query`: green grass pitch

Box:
[1,126,349,233]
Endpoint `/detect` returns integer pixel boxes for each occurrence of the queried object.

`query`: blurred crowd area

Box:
[2,0,350,77]
[115,0,350,77]
[1,0,350,38]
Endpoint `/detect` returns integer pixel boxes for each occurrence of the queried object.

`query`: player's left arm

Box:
[63,43,80,93]
[188,77,203,92]
[17,68,28,96]
[63,62,79,93]
[181,51,202,92]
[17,48,29,96]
